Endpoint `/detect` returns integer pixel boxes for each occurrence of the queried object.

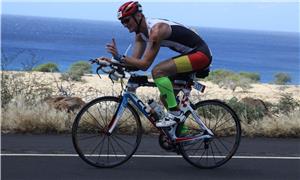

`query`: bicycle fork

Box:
[107,93,155,135]
[107,96,128,134]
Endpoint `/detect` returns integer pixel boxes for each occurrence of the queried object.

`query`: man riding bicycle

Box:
[99,1,212,127]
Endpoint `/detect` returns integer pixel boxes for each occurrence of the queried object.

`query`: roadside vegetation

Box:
[60,61,92,81]
[273,72,291,85]
[32,62,60,72]
[205,69,260,92]
[226,95,300,137]
[1,61,299,137]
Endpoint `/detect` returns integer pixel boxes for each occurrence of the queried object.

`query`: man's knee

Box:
[152,66,164,78]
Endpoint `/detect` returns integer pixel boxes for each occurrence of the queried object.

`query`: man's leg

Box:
[152,59,178,110]
[152,59,184,127]
[152,52,211,127]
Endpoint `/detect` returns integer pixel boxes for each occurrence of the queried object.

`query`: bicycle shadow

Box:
[81,157,262,180]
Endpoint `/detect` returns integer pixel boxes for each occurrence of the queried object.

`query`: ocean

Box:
[1,15,299,84]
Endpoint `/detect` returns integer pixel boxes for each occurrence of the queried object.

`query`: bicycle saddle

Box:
[170,68,210,82]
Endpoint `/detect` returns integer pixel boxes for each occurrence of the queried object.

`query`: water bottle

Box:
[148,99,165,120]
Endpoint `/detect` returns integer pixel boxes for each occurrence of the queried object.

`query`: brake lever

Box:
[96,66,102,79]
[89,59,97,64]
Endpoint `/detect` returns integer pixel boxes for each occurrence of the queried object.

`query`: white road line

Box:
[232,156,300,160]
[1,153,300,160]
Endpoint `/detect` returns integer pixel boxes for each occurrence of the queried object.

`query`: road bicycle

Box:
[72,58,241,169]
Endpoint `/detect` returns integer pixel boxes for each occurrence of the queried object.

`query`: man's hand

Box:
[106,38,122,61]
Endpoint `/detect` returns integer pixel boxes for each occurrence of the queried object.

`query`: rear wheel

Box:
[178,100,241,168]
[72,96,142,168]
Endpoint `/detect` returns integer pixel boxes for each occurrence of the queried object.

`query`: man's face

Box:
[120,16,136,33]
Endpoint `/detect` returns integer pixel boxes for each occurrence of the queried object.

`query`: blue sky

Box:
[2,0,300,32]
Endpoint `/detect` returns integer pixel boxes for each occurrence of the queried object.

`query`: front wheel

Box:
[72,96,142,168]
[178,100,241,169]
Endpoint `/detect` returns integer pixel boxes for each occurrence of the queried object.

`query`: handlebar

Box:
[89,58,139,82]
[89,57,197,89]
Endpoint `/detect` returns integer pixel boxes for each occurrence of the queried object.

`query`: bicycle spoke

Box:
[212,140,225,157]
[108,137,119,161]
[117,113,135,129]
[213,116,234,132]
[110,135,128,155]
[215,135,231,153]
[105,101,118,126]
[106,137,110,163]
[191,141,205,157]
[95,136,106,163]
[78,134,101,141]
[205,147,209,165]
[196,147,207,162]
[179,100,241,169]
[113,134,135,147]
[80,115,103,131]
[213,125,237,136]
[212,110,228,130]
[72,96,141,168]
[85,110,105,130]
[184,140,204,153]
[210,142,217,164]
[96,103,108,127]
[200,108,209,128]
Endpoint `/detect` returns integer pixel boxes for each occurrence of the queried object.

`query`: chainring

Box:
[158,133,176,151]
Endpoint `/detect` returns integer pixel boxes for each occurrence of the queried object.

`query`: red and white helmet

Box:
[117,1,142,19]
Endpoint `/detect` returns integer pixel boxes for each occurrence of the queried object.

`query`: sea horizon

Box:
[1,14,300,84]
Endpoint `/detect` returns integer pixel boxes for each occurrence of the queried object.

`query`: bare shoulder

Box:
[149,23,171,40]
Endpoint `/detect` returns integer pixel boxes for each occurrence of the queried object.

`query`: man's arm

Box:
[123,23,171,71]
[132,34,146,59]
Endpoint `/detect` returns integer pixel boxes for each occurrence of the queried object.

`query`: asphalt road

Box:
[1,134,300,180]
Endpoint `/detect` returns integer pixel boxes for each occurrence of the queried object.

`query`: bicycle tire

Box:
[178,100,241,169]
[72,96,142,168]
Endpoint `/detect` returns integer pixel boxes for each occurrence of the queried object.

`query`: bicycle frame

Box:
[107,88,214,143]
[73,60,241,169]
[107,91,154,134]
[172,108,213,142]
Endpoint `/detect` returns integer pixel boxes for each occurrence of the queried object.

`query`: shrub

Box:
[273,93,300,115]
[60,71,82,82]
[239,72,260,82]
[1,74,13,107]
[205,69,235,87]
[33,63,59,72]
[206,69,253,91]
[69,61,92,74]
[227,97,266,123]
[206,69,235,82]
[1,71,53,107]
[274,72,291,85]
[60,61,92,81]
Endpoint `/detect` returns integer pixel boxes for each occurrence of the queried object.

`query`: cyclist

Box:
[99,1,212,127]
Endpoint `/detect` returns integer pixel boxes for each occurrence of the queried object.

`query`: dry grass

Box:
[1,95,75,133]
[2,94,299,137]
[241,110,300,137]
[1,71,300,137]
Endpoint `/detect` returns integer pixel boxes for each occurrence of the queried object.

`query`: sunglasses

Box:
[121,17,131,24]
